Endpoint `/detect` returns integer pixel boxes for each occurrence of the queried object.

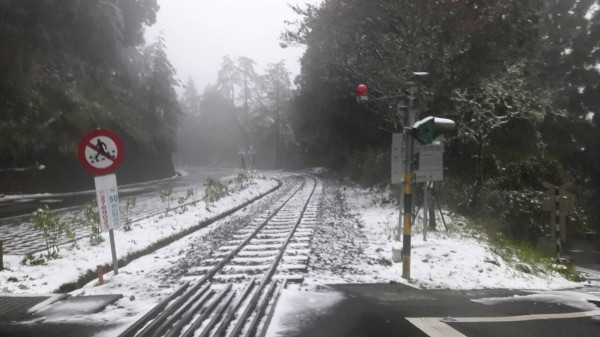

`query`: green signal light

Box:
[413,116,456,144]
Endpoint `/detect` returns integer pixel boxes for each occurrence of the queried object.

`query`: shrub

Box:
[29,205,72,258]
[159,189,174,215]
[123,197,136,231]
[344,148,390,188]
[233,173,251,190]
[176,189,194,213]
[203,178,229,210]
[441,156,574,244]
[466,216,576,278]
[79,202,103,244]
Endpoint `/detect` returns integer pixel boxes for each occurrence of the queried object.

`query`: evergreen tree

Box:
[0,0,180,192]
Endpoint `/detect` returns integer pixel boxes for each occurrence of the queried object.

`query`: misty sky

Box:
[145,0,321,93]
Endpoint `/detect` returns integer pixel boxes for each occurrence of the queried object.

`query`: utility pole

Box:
[423,181,429,241]
[401,81,417,279]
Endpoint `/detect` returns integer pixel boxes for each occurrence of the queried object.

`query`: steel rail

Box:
[189,285,237,337]
[120,175,315,337]
[193,175,308,286]
[256,280,287,337]
[165,284,232,337]
[238,281,278,337]
[135,284,211,337]
[210,279,257,337]
[214,175,318,337]
[117,282,190,337]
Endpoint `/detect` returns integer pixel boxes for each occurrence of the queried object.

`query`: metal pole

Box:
[398,190,403,242]
[396,102,405,242]
[431,187,448,231]
[423,182,429,241]
[402,82,416,279]
[109,229,118,275]
[554,187,561,259]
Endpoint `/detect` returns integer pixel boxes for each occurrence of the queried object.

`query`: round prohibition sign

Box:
[78,129,124,175]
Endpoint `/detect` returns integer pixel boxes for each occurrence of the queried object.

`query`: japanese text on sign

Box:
[94,174,121,231]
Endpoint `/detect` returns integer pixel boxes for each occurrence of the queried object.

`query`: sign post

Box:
[392,137,444,242]
[78,128,124,275]
[357,73,454,280]
[541,182,575,259]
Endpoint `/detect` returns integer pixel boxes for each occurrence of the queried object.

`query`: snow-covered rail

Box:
[119,174,320,337]
[0,174,277,255]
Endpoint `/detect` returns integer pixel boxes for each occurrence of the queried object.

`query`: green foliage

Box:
[178,189,194,205]
[448,64,558,210]
[21,252,48,266]
[441,155,573,243]
[159,189,174,215]
[80,202,103,244]
[284,0,543,168]
[466,216,577,278]
[0,1,179,177]
[483,189,546,244]
[29,206,72,258]
[160,188,197,215]
[282,0,600,238]
[175,189,194,214]
[202,178,229,211]
[344,148,390,188]
[123,197,137,231]
[233,173,252,191]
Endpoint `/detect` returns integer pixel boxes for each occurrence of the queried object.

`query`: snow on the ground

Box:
[265,288,344,337]
[0,174,591,335]
[302,182,581,290]
[473,290,600,312]
[267,181,590,337]
[0,175,278,295]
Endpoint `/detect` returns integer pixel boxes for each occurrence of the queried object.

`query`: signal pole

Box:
[355,72,454,280]
[402,81,417,279]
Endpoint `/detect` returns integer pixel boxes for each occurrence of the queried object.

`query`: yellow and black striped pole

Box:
[402,171,413,278]
[402,81,417,279]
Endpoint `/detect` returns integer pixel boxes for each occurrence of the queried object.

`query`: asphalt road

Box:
[5,283,599,337]
[0,322,117,337]
[272,283,600,337]
[0,167,235,220]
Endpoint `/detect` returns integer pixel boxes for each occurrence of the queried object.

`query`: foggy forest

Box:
[1,0,599,245]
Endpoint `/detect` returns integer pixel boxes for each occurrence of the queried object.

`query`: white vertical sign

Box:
[392,135,443,183]
[94,174,121,231]
[414,143,444,182]
[391,133,405,184]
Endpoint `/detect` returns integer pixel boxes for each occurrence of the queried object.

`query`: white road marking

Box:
[407,310,600,337]
[406,317,467,337]
[444,309,600,323]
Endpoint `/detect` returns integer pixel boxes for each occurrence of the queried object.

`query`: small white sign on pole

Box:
[94,174,121,231]
[414,143,443,182]
[391,133,405,184]
[392,135,443,183]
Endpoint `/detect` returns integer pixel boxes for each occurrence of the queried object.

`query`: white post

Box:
[95,174,121,275]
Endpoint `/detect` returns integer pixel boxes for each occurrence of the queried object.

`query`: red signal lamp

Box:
[356,84,368,102]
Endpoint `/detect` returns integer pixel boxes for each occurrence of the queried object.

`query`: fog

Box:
[144,1,322,169]
[145,0,321,91]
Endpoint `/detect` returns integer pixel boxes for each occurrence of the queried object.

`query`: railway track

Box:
[0,173,276,255]
[119,174,320,337]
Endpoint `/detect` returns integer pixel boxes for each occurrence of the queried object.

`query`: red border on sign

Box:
[78,129,124,175]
